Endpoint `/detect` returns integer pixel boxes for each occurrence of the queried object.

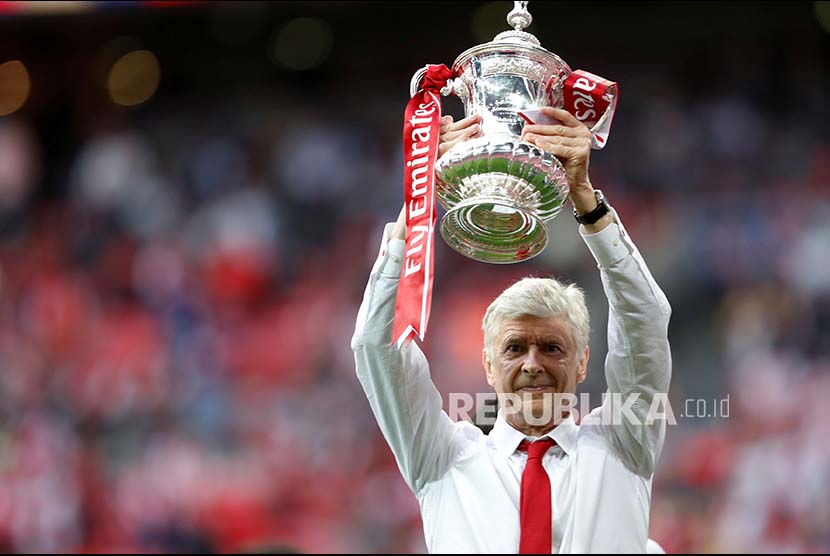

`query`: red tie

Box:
[518,438,556,554]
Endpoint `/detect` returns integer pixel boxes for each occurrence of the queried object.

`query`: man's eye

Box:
[545,344,562,353]
[506,344,522,353]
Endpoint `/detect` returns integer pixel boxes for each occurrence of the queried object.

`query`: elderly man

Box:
[352,107,672,553]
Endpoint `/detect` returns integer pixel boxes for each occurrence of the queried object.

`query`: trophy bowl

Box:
[410,2,616,264]
[434,134,568,263]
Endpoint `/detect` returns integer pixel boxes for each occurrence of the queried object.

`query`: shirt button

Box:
[391,255,400,263]
[613,239,620,247]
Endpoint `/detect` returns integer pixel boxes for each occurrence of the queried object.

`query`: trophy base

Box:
[440,196,547,264]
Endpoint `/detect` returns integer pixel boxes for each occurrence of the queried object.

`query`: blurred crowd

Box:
[0,3,828,554]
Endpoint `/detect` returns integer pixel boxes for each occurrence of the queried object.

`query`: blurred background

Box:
[0,0,828,553]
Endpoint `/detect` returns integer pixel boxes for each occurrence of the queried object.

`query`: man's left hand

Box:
[520,107,598,215]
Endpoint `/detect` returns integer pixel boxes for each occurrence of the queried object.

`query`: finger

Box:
[442,123,481,142]
[526,135,581,159]
[540,107,585,128]
[441,117,480,134]
[438,127,480,157]
[442,125,480,147]
[440,115,453,125]
[522,124,582,139]
[441,129,467,142]
[439,137,462,157]
[442,114,482,132]
[524,133,585,148]
[465,124,482,138]
[523,123,592,144]
[439,138,464,158]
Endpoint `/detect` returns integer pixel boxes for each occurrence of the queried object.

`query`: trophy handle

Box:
[409,65,456,98]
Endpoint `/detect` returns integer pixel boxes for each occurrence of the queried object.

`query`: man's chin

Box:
[503,391,574,424]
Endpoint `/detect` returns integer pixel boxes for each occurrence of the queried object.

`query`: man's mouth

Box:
[515,385,554,393]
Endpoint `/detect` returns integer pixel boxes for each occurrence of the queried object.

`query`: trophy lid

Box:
[451,1,569,75]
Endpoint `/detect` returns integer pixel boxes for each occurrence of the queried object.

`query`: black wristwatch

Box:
[573,189,610,225]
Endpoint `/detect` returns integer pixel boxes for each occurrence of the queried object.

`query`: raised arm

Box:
[351,206,471,495]
[523,107,672,476]
[581,211,672,477]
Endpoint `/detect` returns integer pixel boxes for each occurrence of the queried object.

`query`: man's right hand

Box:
[392,115,483,242]
[392,204,406,241]
[439,114,483,157]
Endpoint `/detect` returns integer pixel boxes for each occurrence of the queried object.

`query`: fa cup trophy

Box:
[409,1,618,264]
[393,1,618,345]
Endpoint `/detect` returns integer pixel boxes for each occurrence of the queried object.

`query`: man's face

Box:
[483,314,589,422]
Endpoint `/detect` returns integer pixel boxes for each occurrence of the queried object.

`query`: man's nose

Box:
[521,347,544,375]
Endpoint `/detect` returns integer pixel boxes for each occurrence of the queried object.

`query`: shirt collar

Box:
[489,410,578,458]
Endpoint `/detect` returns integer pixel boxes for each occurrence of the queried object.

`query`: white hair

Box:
[482,277,590,360]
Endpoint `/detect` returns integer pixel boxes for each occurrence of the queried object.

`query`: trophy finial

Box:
[494,1,539,46]
[507,1,532,32]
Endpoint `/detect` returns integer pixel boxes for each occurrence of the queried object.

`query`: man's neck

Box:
[506,415,558,438]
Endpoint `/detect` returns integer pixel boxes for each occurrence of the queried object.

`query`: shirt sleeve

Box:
[579,209,673,477]
[351,223,471,495]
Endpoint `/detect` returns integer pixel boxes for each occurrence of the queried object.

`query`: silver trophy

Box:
[410,1,617,263]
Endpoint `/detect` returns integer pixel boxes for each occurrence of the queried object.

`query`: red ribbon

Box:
[563,69,619,149]
[392,64,453,347]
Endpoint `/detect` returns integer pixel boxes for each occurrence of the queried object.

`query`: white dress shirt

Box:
[352,211,672,554]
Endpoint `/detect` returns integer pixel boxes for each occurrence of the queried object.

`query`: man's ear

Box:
[483,348,495,387]
[576,345,590,384]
